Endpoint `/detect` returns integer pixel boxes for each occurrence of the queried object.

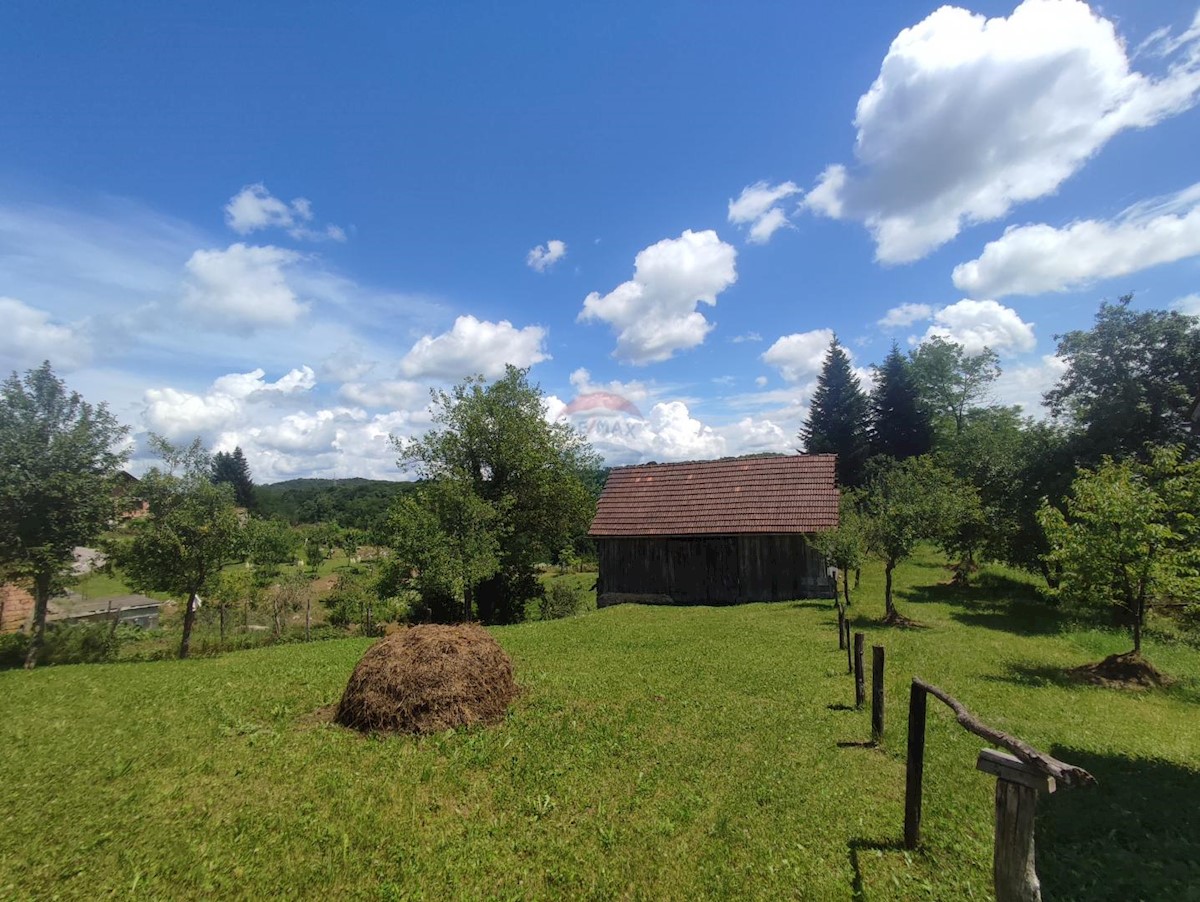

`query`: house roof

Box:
[588,454,839,537]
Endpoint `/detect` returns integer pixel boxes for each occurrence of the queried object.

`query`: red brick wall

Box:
[0,583,34,633]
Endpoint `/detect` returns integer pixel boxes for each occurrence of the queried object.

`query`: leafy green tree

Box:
[862,456,976,623]
[397,366,599,624]
[869,342,932,461]
[1039,447,1200,658]
[1046,297,1200,463]
[812,493,868,607]
[245,517,298,585]
[212,446,256,509]
[909,336,1000,438]
[0,362,129,668]
[269,571,312,638]
[110,437,243,659]
[209,567,260,644]
[385,479,501,622]
[800,335,870,487]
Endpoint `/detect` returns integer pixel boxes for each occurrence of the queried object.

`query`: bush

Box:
[41,621,122,665]
[0,632,30,669]
[539,583,584,620]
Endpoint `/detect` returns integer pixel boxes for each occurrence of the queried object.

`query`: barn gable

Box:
[589,455,839,605]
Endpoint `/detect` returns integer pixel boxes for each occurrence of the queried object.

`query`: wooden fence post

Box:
[844,621,852,672]
[904,680,927,849]
[837,604,846,650]
[977,749,1056,902]
[853,633,865,708]
[871,645,885,744]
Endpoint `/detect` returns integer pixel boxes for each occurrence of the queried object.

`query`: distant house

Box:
[589,454,839,606]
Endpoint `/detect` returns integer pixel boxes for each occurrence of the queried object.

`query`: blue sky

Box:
[2,0,1199,480]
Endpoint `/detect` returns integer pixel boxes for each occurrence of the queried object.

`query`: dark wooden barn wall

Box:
[597,534,833,604]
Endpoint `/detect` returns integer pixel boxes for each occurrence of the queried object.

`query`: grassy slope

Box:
[1,552,1197,900]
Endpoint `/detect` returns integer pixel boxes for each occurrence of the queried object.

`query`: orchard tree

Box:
[869,342,932,461]
[1039,447,1200,659]
[396,366,599,624]
[385,479,501,622]
[862,456,976,623]
[0,362,129,668]
[800,335,870,487]
[812,493,868,607]
[909,336,1000,437]
[111,437,243,659]
[212,446,256,509]
[245,517,297,585]
[1046,296,1200,463]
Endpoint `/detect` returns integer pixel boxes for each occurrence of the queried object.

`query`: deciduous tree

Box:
[909,336,1000,438]
[111,437,243,659]
[0,362,129,668]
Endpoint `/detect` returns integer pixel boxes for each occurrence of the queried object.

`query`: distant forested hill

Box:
[255,478,418,531]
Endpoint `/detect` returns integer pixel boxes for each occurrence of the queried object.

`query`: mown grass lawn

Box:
[2,552,1197,900]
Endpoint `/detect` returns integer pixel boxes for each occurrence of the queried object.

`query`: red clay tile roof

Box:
[589,454,839,537]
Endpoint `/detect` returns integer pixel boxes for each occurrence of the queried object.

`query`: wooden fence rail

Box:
[903,677,1096,902]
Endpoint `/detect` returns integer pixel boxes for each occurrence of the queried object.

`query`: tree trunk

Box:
[884,560,897,619]
[854,568,861,590]
[1132,588,1144,655]
[843,569,852,607]
[23,572,52,670]
[180,592,198,659]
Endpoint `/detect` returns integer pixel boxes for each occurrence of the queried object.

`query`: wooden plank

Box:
[977,749,1056,794]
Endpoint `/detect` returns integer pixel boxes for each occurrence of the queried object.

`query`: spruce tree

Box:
[800,335,869,487]
[870,342,932,460]
[212,446,256,509]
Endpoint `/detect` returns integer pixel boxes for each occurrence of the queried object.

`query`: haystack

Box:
[335,623,518,735]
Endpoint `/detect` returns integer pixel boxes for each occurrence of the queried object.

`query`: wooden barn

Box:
[589,454,839,606]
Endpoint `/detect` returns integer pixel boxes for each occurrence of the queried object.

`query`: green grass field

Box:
[2,553,1197,900]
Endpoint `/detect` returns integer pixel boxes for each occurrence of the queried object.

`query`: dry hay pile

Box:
[336,623,519,735]
[1069,651,1174,689]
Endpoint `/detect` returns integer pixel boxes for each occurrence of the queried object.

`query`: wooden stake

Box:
[871,645,885,743]
[904,681,927,849]
[844,620,852,673]
[853,632,865,708]
[837,604,846,650]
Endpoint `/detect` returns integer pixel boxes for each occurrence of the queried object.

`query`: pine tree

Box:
[870,342,932,460]
[212,446,256,509]
[800,335,870,487]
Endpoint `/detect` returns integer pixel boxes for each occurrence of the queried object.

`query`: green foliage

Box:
[539,581,584,620]
[1039,446,1200,655]
[0,361,130,667]
[869,342,932,460]
[1046,296,1200,462]
[396,365,599,624]
[268,571,312,637]
[811,493,867,605]
[909,336,1000,438]
[322,565,404,632]
[109,436,244,658]
[211,446,256,509]
[254,477,418,533]
[244,517,299,584]
[0,632,29,669]
[862,455,978,618]
[799,335,869,487]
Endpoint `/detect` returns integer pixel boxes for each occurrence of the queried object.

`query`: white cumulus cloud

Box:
[1173,293,1200,315]
[953,183,1200,297]
[878,303,933,329]
[526,239,567,272]
[918,299,1035,356]
[0,297,91,371]
[399,315,549,381]
[806,1,1200,263]
[142,365,316,439]
[225,183,344,242]
[579,229,737,365]
[728,181,802,244]
[762,328,835,383]
[182,243,309,329]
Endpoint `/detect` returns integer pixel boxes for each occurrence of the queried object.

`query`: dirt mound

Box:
[882,609,923,629]
[1069,652,1174,690]
[335,623,519,735]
